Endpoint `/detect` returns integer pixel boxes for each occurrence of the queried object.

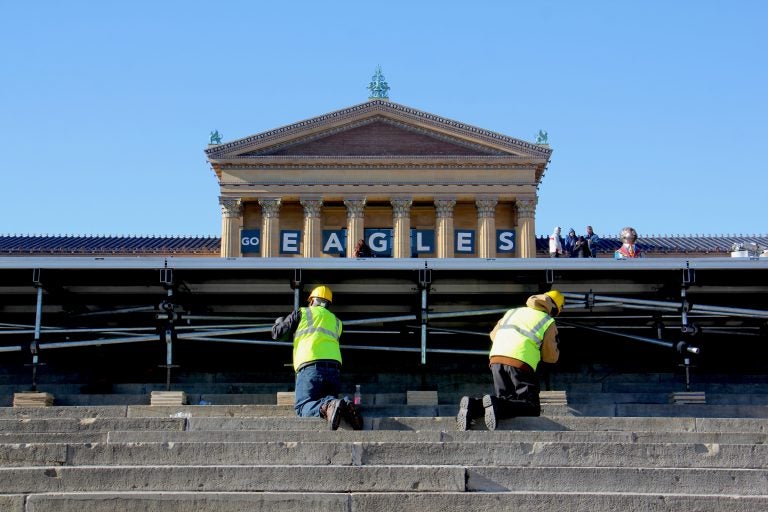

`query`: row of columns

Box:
[220,196,538,259]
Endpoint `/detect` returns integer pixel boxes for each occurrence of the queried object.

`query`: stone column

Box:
[434,198,456,258]
[344,197,366,258]
[476,197,498,258]
[516,197,537,258]
[258,198,281,258]
[391,197,413,258]
[219,197,242,258]
[300,197,323,258]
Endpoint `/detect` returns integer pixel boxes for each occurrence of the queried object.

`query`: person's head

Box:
[308,285,333,308]
[545,290,565,317]
[553,226,561,235]
[620,226,638,244]
[568,228,576,237]
[586,225,594,235]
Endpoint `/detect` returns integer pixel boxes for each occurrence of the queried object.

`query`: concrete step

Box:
[2,441,767,469]
[8,491,768,512]
[371,415,768,433]
[1,465,766,494]
[4,412,768,434]
[103,428,768,446]
[0,417,184,433]
[0,465,464,493]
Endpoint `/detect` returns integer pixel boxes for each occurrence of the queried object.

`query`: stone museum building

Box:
[206,80,552,259]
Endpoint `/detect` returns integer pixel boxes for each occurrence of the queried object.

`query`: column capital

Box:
[516,197,538,218]
[391,197,413,219]
[476,197,498,218]
[300,197,323,218]
[258,198,281,218]
[219,197,242,218]
[434,198,456,218]
[344,197,367,218]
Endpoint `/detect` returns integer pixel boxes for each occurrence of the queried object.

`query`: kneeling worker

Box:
[456,290,564,431]
[272,285,363,430]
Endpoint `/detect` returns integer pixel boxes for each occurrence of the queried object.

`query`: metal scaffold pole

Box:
[30,269,43,392]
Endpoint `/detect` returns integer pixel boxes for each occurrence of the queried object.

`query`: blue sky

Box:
[1,1,766,239]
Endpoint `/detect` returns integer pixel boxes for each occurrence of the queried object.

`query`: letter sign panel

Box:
[280,230,301,254]
[322,230,346,255]
[365,229,392,257]
[413,230,434,254]
[496,230,516,253]
[240,229,261,254]
[455,230,475,254]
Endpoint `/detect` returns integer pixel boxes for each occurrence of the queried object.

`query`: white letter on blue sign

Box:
[416,231,432,252]
[281,231,300,254]
[324,232,344,253]
[498,231,515,252]
[369,232,388,252]
[456,231,474,253]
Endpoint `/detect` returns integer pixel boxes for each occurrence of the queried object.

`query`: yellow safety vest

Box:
[489,307,554,371]
[293,306,343,372]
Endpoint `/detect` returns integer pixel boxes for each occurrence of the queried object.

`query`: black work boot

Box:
[482,394,498,431]
[322,399,345,430]
[456,396,482,431]
[342,399,365,430]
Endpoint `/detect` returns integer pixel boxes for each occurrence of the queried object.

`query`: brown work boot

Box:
[321,399,345,430]
[343,400,364,430]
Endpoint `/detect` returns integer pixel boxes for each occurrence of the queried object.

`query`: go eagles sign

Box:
[241,228,516,256]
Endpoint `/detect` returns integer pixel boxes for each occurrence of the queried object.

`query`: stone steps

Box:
[2,405,767,510]
[7,492,768,512]
[1,465,767,495]
[3,440,767,468]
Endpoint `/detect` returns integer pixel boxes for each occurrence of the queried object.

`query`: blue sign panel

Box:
[455,230,475,254]
[322,230,347,255]
[280,230,301,254]
[365,228,392,257]
[496,229,516,253]
[240,229,261,254]
[412,230,435,254]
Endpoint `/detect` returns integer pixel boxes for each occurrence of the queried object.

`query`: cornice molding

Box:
[221,180,535,187]
[217,161,542,171]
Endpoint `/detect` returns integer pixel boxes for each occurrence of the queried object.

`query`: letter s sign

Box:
[496,230,516,253]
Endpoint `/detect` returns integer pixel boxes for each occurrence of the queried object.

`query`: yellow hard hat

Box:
[308,285,333,304]
[545,290,565,312]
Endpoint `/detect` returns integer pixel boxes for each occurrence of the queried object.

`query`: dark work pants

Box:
[489,363,541,418]
[294,362,341,418]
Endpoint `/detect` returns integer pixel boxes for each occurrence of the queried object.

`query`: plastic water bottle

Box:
[354,384,362,405]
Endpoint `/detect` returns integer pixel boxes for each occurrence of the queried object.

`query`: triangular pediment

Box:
[205,100,552,161]
[242,118,505,157]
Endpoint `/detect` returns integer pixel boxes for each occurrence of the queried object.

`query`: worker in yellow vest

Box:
[456,290,564,431]
[272,285,363,430]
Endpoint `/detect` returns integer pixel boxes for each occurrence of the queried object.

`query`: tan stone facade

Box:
[206,100,552,259]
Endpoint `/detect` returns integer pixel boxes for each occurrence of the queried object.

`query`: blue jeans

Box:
[294,361,341,417]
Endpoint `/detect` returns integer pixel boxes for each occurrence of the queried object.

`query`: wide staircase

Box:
[2,369,768,511]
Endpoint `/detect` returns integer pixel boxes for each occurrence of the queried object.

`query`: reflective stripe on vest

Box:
[293,306,343,372]
[489,307,554,371]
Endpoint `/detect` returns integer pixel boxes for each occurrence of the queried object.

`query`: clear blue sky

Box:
[1,1,766,239]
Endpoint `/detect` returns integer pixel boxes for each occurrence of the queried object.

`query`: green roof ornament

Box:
[367,65,390,100]
[209,130,222,145]
[535,129,548,145]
